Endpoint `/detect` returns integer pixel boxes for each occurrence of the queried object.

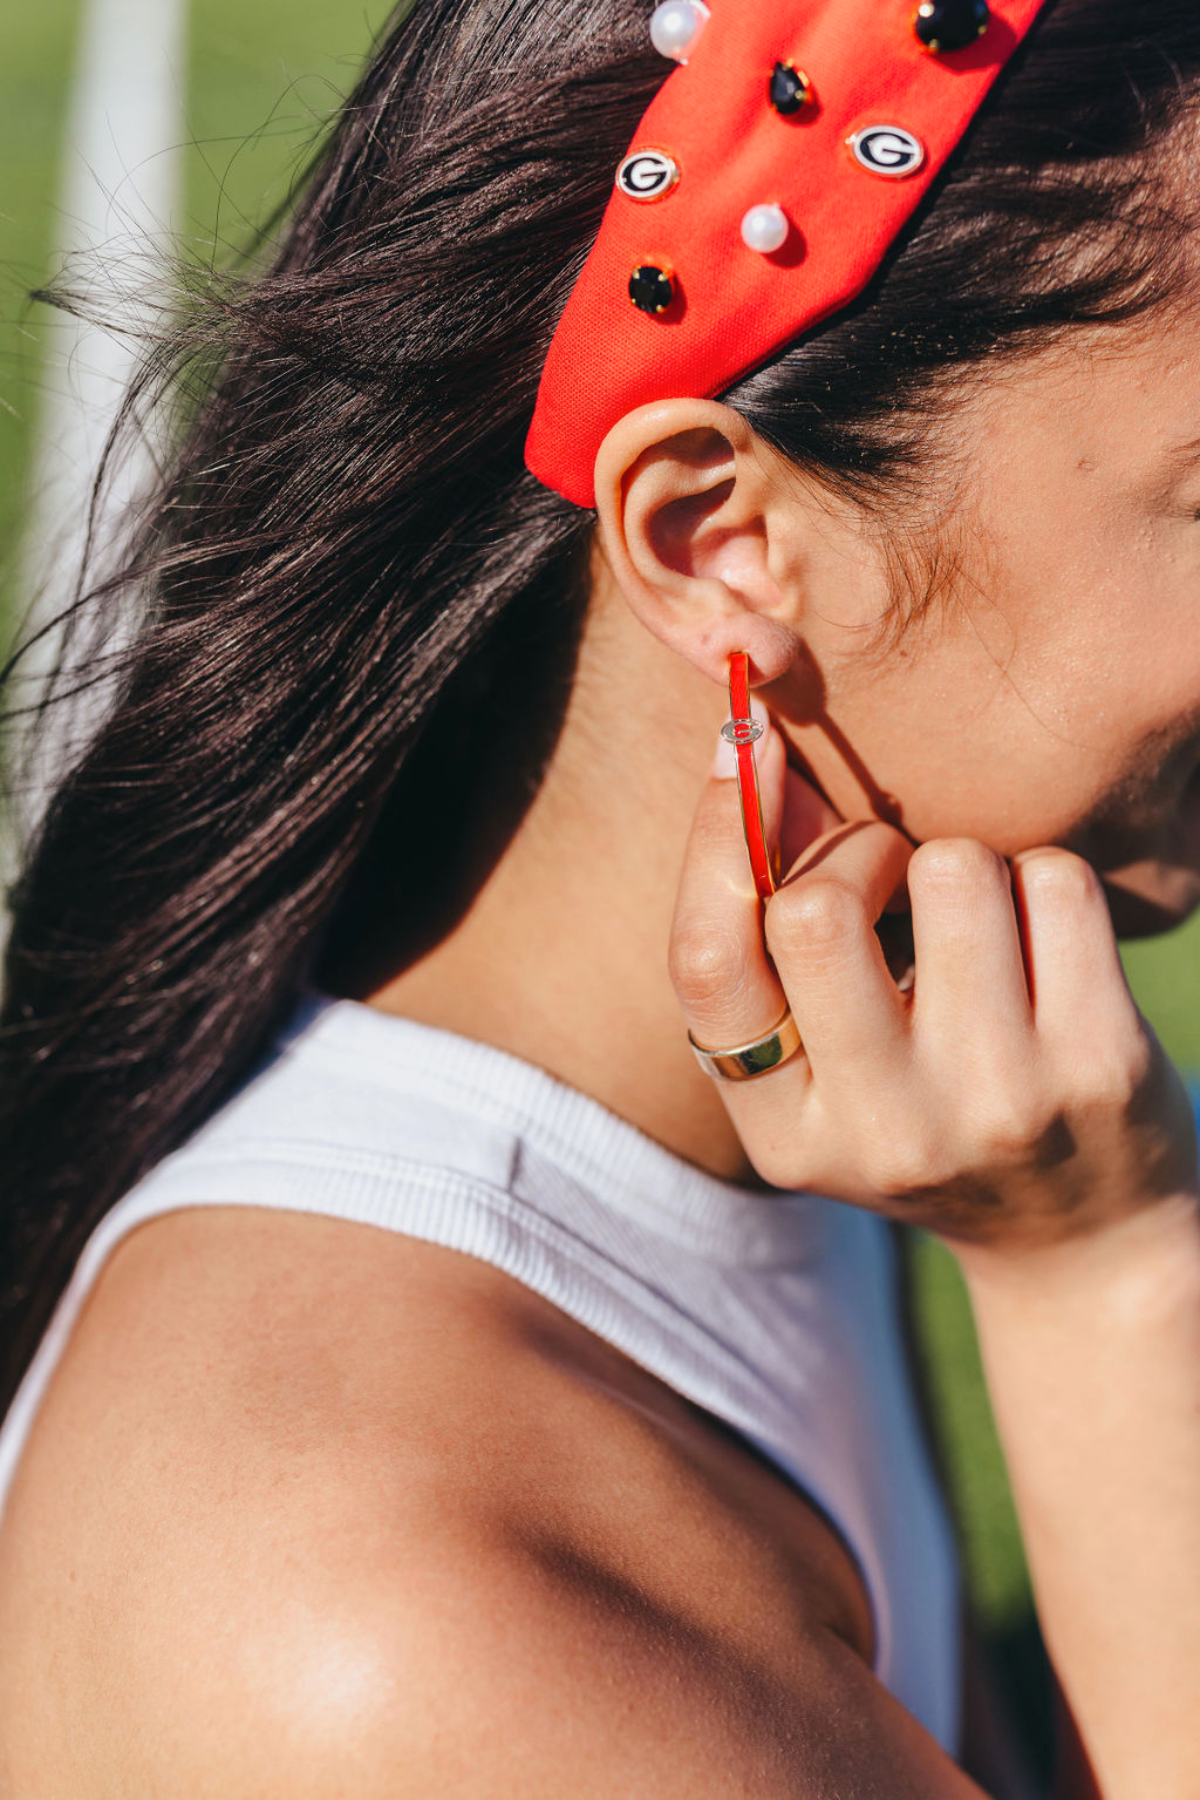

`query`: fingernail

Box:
[711,696,770,780]
[711,732,739,779]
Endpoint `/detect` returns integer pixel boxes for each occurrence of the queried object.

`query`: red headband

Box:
[524,0,1052,508]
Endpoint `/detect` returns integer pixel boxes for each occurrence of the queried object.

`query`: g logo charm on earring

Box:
[725,650,780,902]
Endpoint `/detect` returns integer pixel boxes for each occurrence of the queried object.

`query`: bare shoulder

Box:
[0,1206,979,1798]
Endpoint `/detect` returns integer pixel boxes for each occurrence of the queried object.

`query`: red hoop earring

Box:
[725,651,780,902]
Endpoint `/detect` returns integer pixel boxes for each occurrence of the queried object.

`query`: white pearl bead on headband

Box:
[740,203,790,254]
[526,0,1052,509]
[649,0,710,64]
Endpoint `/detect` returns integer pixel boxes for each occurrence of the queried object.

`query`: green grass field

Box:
[3,0,1200,1744]
[0,0,397,623]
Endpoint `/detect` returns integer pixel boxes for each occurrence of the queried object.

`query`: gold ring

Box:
[687,1007,804,1082]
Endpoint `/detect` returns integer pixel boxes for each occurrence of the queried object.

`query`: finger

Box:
[779,758,845,879]
[670,709,793,1056]
[907,839,1034,1059]
[1010,847,1142,1046]
[764,820,915,1083]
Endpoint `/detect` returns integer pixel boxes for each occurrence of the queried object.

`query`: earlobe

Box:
[593,398,802,689]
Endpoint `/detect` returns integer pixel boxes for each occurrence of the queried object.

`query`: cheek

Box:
[817,582,1199,855]
[834,335,1200,849]
[861,706,1109,853]
[970,468,1200,756]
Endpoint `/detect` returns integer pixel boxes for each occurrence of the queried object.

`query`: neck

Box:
[359,559,764,1185]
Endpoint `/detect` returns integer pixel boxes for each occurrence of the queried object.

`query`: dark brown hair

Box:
[2,0,1199,1414]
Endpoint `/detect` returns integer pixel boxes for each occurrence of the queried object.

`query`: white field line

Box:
[6,0,188,874]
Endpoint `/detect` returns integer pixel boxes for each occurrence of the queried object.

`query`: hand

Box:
[669,715,1199,1256]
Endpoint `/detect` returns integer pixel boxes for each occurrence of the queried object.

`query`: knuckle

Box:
[668,919,754,1010]
[749,1140,799,1191]
[975,1090,1057,1165]
[1120,1031,1156,1097]
[863,1127,946,1199]
[768,877,865,959]
[1069,1033,1154,1112]
[908,837,1008,897]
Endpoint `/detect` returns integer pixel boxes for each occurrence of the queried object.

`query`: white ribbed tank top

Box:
[0,987,962,1754]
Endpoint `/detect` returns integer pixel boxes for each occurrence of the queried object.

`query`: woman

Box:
[2,0,1199,1790]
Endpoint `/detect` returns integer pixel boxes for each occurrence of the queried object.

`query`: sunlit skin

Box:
[352,307,1200,1796]
[9,303,1200,1800]
[372,308,1200,1182]
[741,320,1200,936]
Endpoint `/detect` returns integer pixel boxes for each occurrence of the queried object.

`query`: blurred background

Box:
[2,0,1198,1778]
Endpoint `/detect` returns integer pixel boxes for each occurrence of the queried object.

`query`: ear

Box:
[592,397,804,689]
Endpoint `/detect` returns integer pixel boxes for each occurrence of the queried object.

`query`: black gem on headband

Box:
[526,0,1053,506]
[768,61,813,117]
[913,0,990,53]
[629,264,675,313]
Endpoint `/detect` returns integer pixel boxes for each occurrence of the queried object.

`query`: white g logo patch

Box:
[847,125,926,179]
[616,150,681,202]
